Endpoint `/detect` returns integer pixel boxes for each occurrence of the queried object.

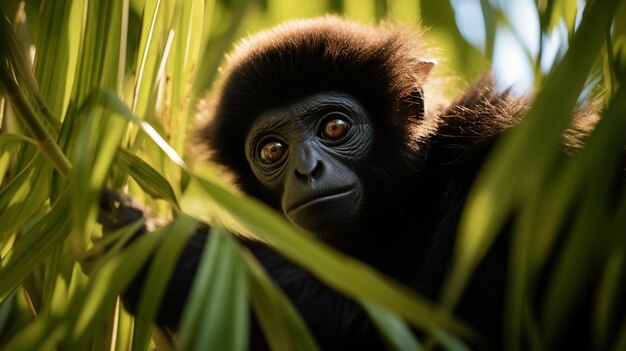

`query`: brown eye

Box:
[321,117,350,140]
[260,141,285,163]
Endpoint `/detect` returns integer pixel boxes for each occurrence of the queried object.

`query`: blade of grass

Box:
[541,182,608,348]
[0,12,71,177]
[130,0,162,116]
[97,90,187,169]
[364,302,421,351]
[70,104,129,245]
[0,133,36,190]
[33,0,83,122]
[243,250,320,351]
[117,148,179,205]
[612,314,626,351]
[503,185,536,349]
[193,0,253,94]
[594,250,626,351]
[55,0,125,181]
[193,174,474,342]
[177,227,249,351]
[443,0,619,311]
[3,226,161,350]
[0,191,71,301]
[131,216,197,351]
[0,155,51,244]
[167,0,204,156]
[539,84,626,345]
[65,227,164,348]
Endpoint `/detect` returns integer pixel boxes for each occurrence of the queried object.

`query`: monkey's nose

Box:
[292,144,324,182]
[294,160,323,182]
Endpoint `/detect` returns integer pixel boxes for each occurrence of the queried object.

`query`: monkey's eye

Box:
[260,141,285,164]
[319,113,351,141]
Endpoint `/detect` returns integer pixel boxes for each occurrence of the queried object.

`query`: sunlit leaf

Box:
[193,174,474,342]
[444,0,620,312]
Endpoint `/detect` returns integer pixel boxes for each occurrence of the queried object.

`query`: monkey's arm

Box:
[98,192,384,349]
[97,189,197,327]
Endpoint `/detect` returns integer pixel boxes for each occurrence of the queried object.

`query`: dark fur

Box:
[199,17,434,214]
[113,16,622,350]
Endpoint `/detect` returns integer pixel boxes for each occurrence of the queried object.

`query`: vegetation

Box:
[0,0,624,350]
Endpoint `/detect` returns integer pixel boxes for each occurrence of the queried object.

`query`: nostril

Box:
[294,169,308,181]
[294,161,323,182]
[310,161,323,178]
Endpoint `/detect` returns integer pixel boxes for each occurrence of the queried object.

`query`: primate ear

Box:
[414,58,437,79]
[398,59,436,119]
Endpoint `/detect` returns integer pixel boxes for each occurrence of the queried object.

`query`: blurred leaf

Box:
[444,0,620,312]
[177,227,249,351]
[33,0,83,122]
[0,191,70,301]
[0,156,51,244]
[0,133,35,147]
[374,0,389,19]
[614,318,626,351]
[193,0,253,94]
[0,133,36,193]
[0,12,71,177]
[192,173,474,342]
[479,0,496,60]
[244,250,320,351]
[132,216,197,351]
[4,225,161,350]
[536,0,555,34]
[0,293,33,346]
[504,80,626,350]
[541,181,610,348]
[594,249,626,351]
[56,0,126,174]
[70,104,129,247]
[611,2,626,92]
[364,302,421,351]
[422,0,488,77]
[551,0,578,34]
[167,0,204,156]
[65,228,162,348]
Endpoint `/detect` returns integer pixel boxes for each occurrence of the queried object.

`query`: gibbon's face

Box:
[245,92,374,238]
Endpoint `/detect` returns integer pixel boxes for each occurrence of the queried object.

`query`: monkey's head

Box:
[199,16,436,244]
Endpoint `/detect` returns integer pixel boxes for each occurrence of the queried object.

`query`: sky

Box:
[450,0,583,93]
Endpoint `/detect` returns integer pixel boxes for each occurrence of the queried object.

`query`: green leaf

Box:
[364,302,421,351]
[132,216,197,351]
[192,174,473,343]
[33,0,83,121]
[4,224,161,350]
[117,148,179,205]
[444,0,621,312]
[244,250,320,351]
[0,191,71,301]
[177,227,249,351]
[69,105,129,243]
[594,250,626,351]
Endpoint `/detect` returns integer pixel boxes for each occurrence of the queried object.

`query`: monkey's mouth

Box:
[285,187,355,214]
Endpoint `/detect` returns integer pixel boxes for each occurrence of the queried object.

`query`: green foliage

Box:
[0,0,624,350]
